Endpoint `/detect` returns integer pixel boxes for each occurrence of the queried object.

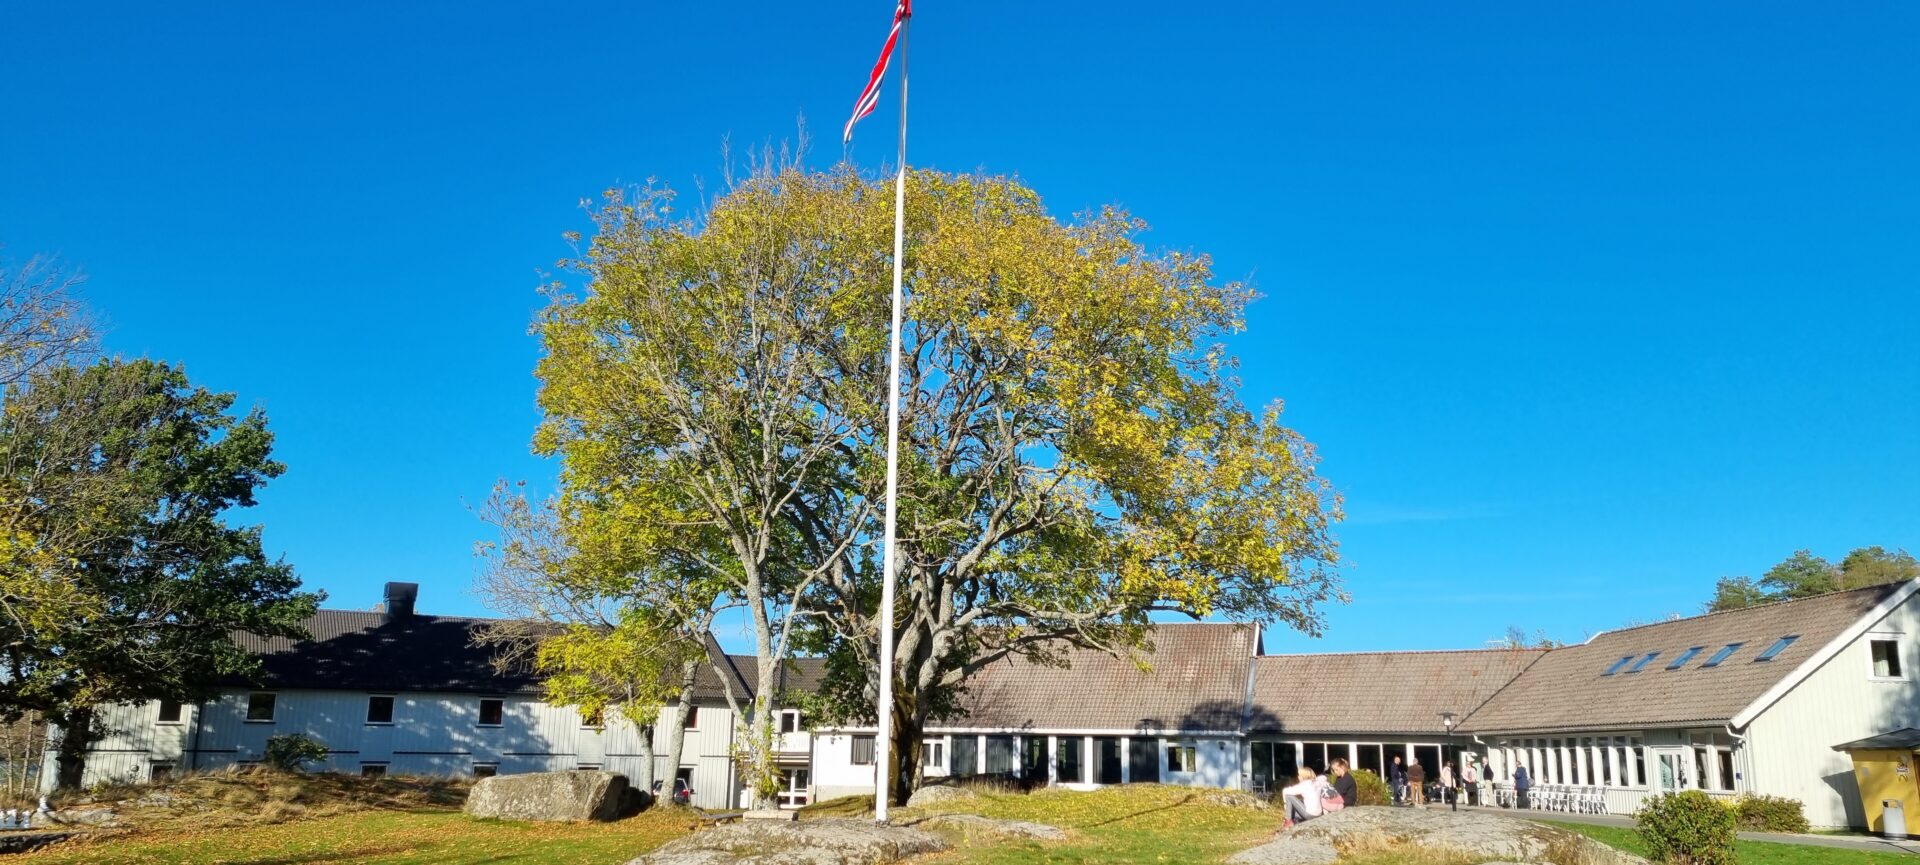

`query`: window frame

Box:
[365,694,396,725]
[157,699,184,725]
[1602,655,1635,676]
[1665,647,1706,670]
[1702,643,1743,667]
[1166,742,1198,774]
[472,763,499,778]
[580,706,605,730]
[150,761,176,781]
[683,705,700,729]
[1625,651,1662,673]
[1869,635,1906,681]
[850,734,877,766]
[1754,635,1800,662]
[476,698,505,727]
[921,739,945,770]
[244,692,277,723]
[778,709,801,734]
[361,762,388,779]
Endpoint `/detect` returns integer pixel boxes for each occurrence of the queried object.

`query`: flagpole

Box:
[874,7,909,826]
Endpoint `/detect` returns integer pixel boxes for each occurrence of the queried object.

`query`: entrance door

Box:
[1128,738,1161,783]
[1023,736,1048,782]
[1651,748,1691,794]
[1096,737,1123,784]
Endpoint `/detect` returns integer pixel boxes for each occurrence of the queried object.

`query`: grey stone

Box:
[1227,836,1340,865]
[44,807,122,828]
[915,813,1068,840]
[1204,790,1274,810]
[904,784,977,808]
[744,809,799,821]
[625,818,947,865]
[1255,807,1647,865]
[463,770,629,822]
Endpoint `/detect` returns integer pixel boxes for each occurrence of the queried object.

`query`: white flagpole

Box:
[873,8,909,825]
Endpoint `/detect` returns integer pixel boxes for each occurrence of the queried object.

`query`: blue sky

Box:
[3,2,1916,654]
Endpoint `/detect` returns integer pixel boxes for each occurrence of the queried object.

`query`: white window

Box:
[1167,743,1197,773]
[581,707,604,729]
[779,710,801,733]
[477,698,504,727]
[245,692,276,723]
[150,762,175,781]
[851,735,876,765]
[157,700,183,725]
[922,740,945,770]
[1871,638,1905,679]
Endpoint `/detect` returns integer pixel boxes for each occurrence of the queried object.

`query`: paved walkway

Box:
[1453,804,1920,856]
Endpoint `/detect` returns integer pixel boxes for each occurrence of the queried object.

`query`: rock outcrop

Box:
[463,770,629,822]
[625,818,948,865]
[915,812,1068,841]
[904,784,978,809]
[1229,807,1648,865]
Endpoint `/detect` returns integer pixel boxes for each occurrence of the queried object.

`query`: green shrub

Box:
[1733,793,1810,833]
[1637,790,1736,865]
[263,734,329,773]
[1349,769,1391,806]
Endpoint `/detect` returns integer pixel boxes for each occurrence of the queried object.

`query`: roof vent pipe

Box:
[383,582,419,624]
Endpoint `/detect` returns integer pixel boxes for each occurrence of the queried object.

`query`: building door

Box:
[1128,738,1160,783]
[1023,736,1048,781]
[1651,748,1691,794]
[1096,737,1124,784]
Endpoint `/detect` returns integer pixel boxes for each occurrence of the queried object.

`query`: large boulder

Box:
[904,784,977,809]
[626,818,947,865]
[464,770,630,822]
[915,813,1067,841]
[1231,807,1647,865]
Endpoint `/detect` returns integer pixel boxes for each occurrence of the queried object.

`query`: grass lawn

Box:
[1539,820,1916,865]
[920,785,1277,865]
[17,808,694,865]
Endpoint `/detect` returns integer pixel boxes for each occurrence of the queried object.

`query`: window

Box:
[473,763,498,778]
[361,763,387,778]
[577,763,602,771]
[1666,647,1705,670]
[245,692,276,723]
[1703,643,1743,667]
[1872,639,1905,679]
[1716,748,1735,791]
[477,698,504,726]
[1056,736,1083,782]
[1755,635,1799,662]
[985,736,1015,774]
[779,710,801,734]
[683,706,699,729]
[1603,655,1635,675]
[1625,652,1661,673]
[157,700,183,725]
[921,740,945,770]
[850,734,876,765]
[150,762,175,781]
[581,707,604,729]
[366,695,395,724]
[1166,743,1197,773]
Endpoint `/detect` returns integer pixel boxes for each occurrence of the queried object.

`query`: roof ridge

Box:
[1258,647,1547,659]
[1593,580,1910,639]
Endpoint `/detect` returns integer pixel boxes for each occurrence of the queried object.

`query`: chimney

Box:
[383,582,419,624]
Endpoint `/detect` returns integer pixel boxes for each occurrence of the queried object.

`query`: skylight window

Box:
[1603,655,1635,676]
[1755,635,1800,662]
[1626,651,1661,673]
[1702,643,1743,667]
[1666,647,1705,670]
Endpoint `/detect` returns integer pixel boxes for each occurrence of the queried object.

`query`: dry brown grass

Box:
[63,765,471,831]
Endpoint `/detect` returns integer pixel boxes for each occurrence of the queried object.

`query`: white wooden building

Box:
[48,580,1920,827]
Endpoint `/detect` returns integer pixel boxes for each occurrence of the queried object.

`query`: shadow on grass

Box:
[1087,793,1197,828]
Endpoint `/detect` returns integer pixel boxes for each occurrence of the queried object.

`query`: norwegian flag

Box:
[843,0,912,144]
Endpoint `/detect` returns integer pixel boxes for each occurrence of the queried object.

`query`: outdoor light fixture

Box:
[1440,712,1459,810]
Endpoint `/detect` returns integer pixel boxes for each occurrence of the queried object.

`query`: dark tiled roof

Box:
[1462,583,1904,735]
[232,609,747,700]
[1249,649,1544,735]
[943,623,1257,732]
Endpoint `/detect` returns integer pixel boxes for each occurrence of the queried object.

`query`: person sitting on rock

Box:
[1329,758,1357,808]
[1281,766,1326,826]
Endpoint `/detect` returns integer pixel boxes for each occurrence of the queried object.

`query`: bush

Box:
[1637,790,1736,865]
[1733,793,1810,833]
[1350,769,1391,806]
[263,734,329,773]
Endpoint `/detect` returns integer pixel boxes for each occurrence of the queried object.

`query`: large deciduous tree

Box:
[0,359,318,787]
[534,165,1340,807]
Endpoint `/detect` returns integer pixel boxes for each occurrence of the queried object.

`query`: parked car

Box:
[652,777,694,806]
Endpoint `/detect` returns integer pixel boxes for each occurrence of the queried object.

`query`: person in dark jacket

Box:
[1513,763,1533,810]
[1389,756,1408,805]
[1407,759,1428,808]
[1330,758,1357,807]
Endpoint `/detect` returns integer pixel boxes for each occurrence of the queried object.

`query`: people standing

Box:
[1514,762,1533,810]
[1330,758,1357,808]
[1440,761,1456,810]
[1389,756,1408,805]
[1408,759,1428,808]
[1461,760,1479,806]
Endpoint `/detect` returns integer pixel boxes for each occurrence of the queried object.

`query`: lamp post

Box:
[1440,712,1459,811]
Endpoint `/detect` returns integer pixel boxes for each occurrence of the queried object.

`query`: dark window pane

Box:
[478,699,504,726]
[362,764,387,778]
[952,736,979,777]
[985,736,1015,774]
[367,696,394,724]
[473,764,498,778]
[1056,737,1083,783]
[158,700,183,724]
[246,693,275,722]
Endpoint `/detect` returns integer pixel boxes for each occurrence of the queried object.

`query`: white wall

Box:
[812,732,878,802]
[1746,592,1920,828]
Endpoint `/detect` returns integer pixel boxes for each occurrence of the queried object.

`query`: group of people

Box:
[1283,755,1504,828]
[1385,755,1480,807]
[1279,758,1358,825]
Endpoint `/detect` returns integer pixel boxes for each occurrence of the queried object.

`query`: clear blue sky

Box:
[3,2,1916,654]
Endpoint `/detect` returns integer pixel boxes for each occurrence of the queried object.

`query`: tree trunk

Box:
[889,701,923,807]
[634,723,657,795]
[53,707,96,791]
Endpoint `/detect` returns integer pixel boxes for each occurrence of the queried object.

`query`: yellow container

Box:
[1848,749,1920,835]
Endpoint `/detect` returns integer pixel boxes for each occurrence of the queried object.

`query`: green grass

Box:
[1539,820,1915,865]
[914,785,1277,864]
[18,808,694,865]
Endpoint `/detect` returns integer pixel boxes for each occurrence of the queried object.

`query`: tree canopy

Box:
[528,164,1342,803]
[1705,546,1920,612]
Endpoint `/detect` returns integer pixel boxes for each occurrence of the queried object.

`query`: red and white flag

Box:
[843,0,912,144]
